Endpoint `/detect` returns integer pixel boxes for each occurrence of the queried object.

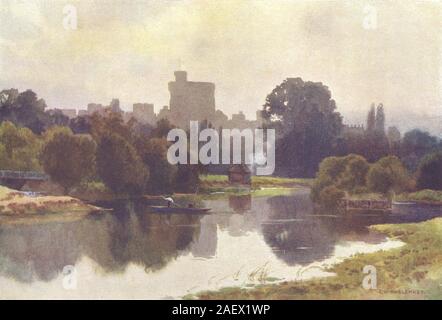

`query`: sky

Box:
[0,0,441,134]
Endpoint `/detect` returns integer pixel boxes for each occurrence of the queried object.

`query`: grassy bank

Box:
[0,185,102,224]
[200,175,313,191]
[191,217,442,299]
[397,189,442,205]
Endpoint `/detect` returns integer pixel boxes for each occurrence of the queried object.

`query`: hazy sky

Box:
[0,0,441,133]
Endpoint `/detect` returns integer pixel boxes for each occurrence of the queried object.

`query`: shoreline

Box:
[189,217,442,300]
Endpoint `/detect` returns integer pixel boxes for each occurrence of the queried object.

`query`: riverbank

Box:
[67,175,313,202]
[191,217,442,299]
[200,175,313,191]
[396,190,442,205]
[0,185,102,224]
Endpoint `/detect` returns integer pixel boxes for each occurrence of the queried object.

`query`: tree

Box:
[137,138,177,194]
[337,154,370,191]
[416,151,442,190]
[0,89,66,134]
[311,154,369,202]
[400,129,440,171]
[41,131,96,194]
[96,133,149,194]
[0,121,42,171]
[366,103,376,133]
[0,121,27,158]
[367,156,412,194]
[150,118,175,139]
[69,115,92,134]
[375,103,385,134]
[263,77,343,177]
[89,110,134,143]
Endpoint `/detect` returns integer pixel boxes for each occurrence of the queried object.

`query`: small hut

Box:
[228,164,251,186]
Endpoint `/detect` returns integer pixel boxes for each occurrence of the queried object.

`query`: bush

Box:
[337,155,370,191]
[416,151,442,190]
[311,154,369,202]
[367,156,411,194]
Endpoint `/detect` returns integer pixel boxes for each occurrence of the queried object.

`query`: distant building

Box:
[168,71,216,128]
[109,98,121,113]
[228,164,251,186]
[87,103,105,115]
[73,71,261,130]
[343,124,365,136]
[232,111,246,122]
[133,103,157,125]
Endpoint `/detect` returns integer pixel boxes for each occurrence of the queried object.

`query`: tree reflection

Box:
[0,200,202,282]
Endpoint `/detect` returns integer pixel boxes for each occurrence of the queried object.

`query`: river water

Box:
[0,189,441,299]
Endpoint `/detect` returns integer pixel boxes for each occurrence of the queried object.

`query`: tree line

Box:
[262,78,442,179]
[0,89,200,195]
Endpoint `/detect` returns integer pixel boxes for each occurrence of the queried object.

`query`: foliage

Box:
[262,77,343,178]
[311,154,368,203]
[0,121,42,171]
[40,131,96,193]
[312,154,410,203]
[174,164,201,193]
[96,133,149,195]
[137,137,177,194]
[0,89,68,134]
[336,155,370,190]
[397,189,442,203]
[416,151,442,190]
[89,110,134,143]
[367,156,412,194]
[400,129,440,172]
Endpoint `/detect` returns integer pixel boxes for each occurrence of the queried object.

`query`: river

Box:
[0,189,441,299]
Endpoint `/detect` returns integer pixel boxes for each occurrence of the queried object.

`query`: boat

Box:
[149,205,211,214]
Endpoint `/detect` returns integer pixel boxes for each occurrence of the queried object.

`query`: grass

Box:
[200,175,313,191]
[397,189,442,204]
[0,185,101,219]
[190,217,442,300]
[346,192,386,201]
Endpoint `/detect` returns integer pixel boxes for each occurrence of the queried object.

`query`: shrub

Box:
[367,156,411,194]
[416,151,442,190]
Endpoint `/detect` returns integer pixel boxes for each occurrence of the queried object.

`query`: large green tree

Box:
[136,137,177,195]
[0,121,42,171]
[417,151,442,190]
[96,133,149,195]
[0,89,68,134]
[400,129,440,172]
[263,77,343,177]
[41,131,96,194]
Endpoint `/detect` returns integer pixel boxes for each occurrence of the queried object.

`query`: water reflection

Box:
[0,201,202,282]
[0,192,440,298]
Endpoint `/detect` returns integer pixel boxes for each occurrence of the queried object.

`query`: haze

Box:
[0,0,441,134]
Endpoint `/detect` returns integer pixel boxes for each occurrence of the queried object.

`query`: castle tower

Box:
[168,71,216,128]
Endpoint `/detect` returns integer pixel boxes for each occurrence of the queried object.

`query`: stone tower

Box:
[168,71,216,128]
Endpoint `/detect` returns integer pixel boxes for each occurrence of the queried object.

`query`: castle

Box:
[55,71,261,130]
